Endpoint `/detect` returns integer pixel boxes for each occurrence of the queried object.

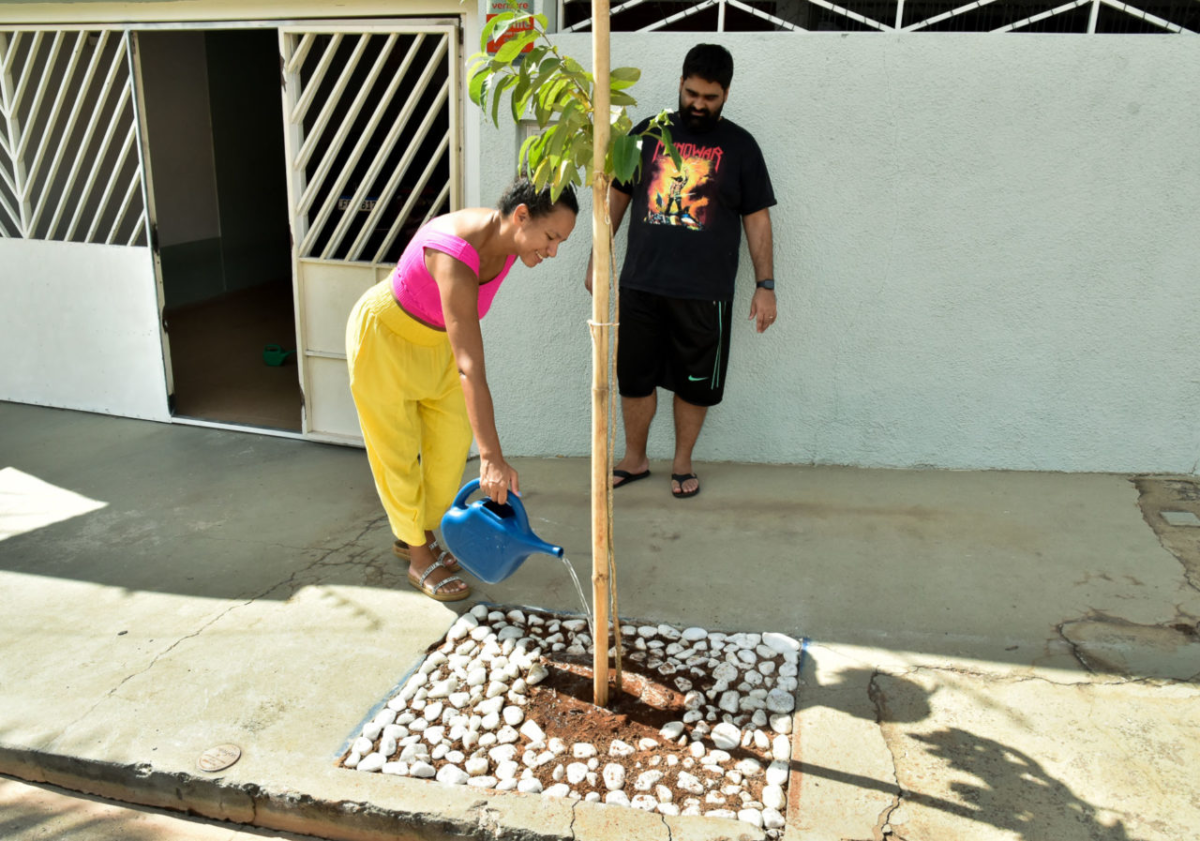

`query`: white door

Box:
[278,21,461,444]
[0,29,169,421]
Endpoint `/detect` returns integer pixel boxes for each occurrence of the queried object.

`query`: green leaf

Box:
[480,11,516,51]
[495,34,528,64]
[563,56,585,75]
[609,90,637,107]
[535,12,549,30]
[491,74,518,126]
[518,131,540,173]
[609,66,640,89]
[533,157,552,192]
[611,133,641,184]
[657,124,682,171]
[468,68,488,107]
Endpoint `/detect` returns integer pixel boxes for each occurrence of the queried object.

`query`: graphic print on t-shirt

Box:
[644,139,724,231]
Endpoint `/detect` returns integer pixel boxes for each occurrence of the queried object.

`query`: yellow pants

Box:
[346,281,472,546]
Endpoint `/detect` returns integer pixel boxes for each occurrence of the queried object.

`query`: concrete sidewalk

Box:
[1,401,1197,840]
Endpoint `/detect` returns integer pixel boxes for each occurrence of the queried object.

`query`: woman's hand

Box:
[480,455,520,505]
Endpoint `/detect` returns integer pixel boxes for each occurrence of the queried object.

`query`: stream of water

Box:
[558,556,595,642]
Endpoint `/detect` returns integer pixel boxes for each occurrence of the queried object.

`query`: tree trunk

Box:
[590,0,612,708]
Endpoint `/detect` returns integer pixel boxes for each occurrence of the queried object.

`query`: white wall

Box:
[478,33,1200,474]
[0,240,170,422]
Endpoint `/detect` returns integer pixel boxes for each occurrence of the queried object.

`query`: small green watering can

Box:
[262,344,295,366]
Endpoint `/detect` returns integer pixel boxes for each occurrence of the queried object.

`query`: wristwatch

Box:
[755,278,775,291]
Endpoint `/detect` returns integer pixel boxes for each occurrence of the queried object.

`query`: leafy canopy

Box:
[468,7,680,201]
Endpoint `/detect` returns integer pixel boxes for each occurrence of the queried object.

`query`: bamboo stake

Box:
[590,0,612,708]
[607,205,623,694]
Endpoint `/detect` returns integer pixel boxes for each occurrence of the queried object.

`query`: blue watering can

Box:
[440,479,564,584]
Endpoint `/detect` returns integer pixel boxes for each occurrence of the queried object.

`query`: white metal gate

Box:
[0,28,169,421]
[279,22,461,444]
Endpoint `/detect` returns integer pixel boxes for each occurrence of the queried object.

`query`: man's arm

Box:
[584,186,633,294]
[743,207,778,333]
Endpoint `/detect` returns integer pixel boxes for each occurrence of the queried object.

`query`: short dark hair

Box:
[682,44,734,91]
[498,176,579,218]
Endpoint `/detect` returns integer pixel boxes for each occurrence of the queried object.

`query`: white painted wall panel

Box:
[478,33,1200,474]
[0,239,169,421]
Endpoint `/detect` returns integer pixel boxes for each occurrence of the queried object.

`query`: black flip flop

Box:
[671,473,701,499]
[613,468,651,488]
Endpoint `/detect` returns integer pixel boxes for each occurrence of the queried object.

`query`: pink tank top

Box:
[391,226,517,329]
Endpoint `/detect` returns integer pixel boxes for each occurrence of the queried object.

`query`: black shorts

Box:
[617,287,733,408]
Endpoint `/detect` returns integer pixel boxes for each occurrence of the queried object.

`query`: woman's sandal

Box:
[407,558,471,602]
[394,538,461,572]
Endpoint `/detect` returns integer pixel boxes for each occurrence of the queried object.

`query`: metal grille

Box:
[281,29,455,266]
[562,0,1199,31]
[0,30,147,245]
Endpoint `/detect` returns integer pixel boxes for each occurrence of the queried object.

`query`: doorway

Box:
[138,29,301,432]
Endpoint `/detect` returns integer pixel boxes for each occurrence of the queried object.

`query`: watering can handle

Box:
[450,479,531,526]
[452,478,482,510]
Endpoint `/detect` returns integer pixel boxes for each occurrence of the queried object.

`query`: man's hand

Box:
[480,455,520,505]
[749,287,777,333]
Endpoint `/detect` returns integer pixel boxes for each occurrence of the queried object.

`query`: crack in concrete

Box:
[568,798,579,840]
[867,671,905,841]
[659,809,674,841]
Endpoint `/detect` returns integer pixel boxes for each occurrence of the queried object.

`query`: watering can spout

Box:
[440,480,565,584]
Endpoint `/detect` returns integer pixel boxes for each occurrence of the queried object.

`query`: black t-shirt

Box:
[613,113,775,301]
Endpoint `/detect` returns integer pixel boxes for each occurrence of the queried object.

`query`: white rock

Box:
[684,691,705,711]
[637,625,658,638]
[657,624,681,640]
[478,733,497,748]
[754,730,771,750]
[602,763,626,790]
[548,737,567,755]
[381,761,409,776]
[762,784,786,810]
[423,725,445,744]
[352,737,373,755]
[737,649,758,665]
[361,722,384,741]
[573,742,598,758]
[480,712,500,731]
[689,741,707,759]
[448,692,471,709]
[609,739,635,757]
[502,706,524,727]
[543,783,571,798]
[357,752,386,772]
[466,668,487,687]
[466,775,497,788]
[702,749,732,765]
[410,761,436,778]
[739,808,764,827]
[567,762,588,784]
[465,757,490,776]
[430,743,447,760]
[563,618,588,632]
[510,678,528,696]
[779,662,798,677]
[682,627,708,641]
[677,772,705,794]
[518,778,543,793]
[478,696,505,716]
[711,723,741,750]
[707,809,737,819]
[766,689,795,714]
[766,760,789,786]
[737,757,762,777]
[526,663,549,685]
[675,677,694,692]
[763,807,786,829]
[486,681,509,699]
[519,720,545,743]
[489,744,518,764]
[773,734,792,761]
[650,720,682,741]
[606,790,630,806]
[719,691,741,714]
[632,794,659,811]
[655,784,674,803]
[446,750,465,764]
[762,632,801,655]
[496,725,520,744]
[770,713,792,735]
[496,759,520,781]
[634,770,664,791]
[637,738,658,751]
